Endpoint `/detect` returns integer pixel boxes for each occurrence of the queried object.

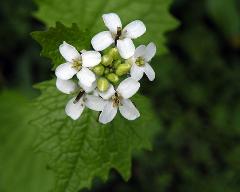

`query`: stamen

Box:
[73,90,85,104]
[135,57,145,66]
[115,27,122,45]
[111,92,122,107]
[72,58,82,71]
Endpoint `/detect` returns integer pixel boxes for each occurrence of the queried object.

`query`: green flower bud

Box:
[101,55,113,66]
[107,48,119,60]
[97,77,109,92]
[106,73,119,84]
[113,60,121,69]
[115,63,131,76]
[92,65,105,76]
[104,68,110,75]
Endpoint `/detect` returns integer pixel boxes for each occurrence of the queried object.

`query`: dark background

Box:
[0,0,240,191]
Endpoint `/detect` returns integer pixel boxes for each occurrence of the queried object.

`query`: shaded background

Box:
[0,0,240,191]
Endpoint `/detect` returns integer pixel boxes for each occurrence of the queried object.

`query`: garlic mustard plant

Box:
[54,13,156,124]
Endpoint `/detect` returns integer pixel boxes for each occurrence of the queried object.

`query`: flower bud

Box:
[101,55,113,66]
[106,73,119,84]
[107,48,119,60]
[92,65,105,76]
[113,60,121,69]
[115,63,131,76]
[104,68,110,75]
[97,77,109,92]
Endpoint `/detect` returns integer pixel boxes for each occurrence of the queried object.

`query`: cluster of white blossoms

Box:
[55,13,156,124]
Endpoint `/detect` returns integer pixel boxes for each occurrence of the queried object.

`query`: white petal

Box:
[55,63,77,80]
[81,51,101,67]
[144,42,156,62]
[102,13,122,34]
[99,101,118,124]
[56,78,77,94]
[123,20,146,39]
[99,84,115,100]
[130,64,144,81]
[65,97,85,120]
[117,77,140,99]
[144,63,155,81]
[134,45,146,58]
[91,31,114,51]
[117,38,135,59]
[77,67,96,87]
[84,95,106,111]
[93,90,99,96]
[119,99,140,120]
[79,81,96,93]
[59,41,81,62]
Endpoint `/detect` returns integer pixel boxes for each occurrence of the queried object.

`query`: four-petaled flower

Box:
[56,78,105,120]
[65,94,105,120]
[98,78,140,124]
[130,42,156,81]
[91,13,146,59]
[55,41,101,88]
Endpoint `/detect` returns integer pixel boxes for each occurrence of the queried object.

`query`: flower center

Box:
[135,57,145,66]
[72,58,82,71]
[111,92,123,107]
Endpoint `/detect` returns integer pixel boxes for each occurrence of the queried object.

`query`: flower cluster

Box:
[55,13,156,124]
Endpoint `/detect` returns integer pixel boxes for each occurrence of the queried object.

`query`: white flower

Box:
[98,78,140,124]
[55,41,101,87]
[91,13,146,59]
[65,94,105,120]
[130,42,156,81]
[55,78,105,120]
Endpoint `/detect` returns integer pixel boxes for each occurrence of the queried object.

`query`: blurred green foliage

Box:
[0,0,240,192]
[0,91,54,192]
[0,0,50,93]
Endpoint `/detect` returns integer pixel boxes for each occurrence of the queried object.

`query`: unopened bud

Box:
[93,65,105,76]
[101,55,113,66]
[115,63,131,76]
[104,68,110,75]
[108,48,119,60]
[113,60,121,69]
[97,77,109,92]
[106,73,119,84]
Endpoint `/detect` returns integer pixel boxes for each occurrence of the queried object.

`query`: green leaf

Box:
[31,79,159,192]
[32,22,91,69]
[0,91,54,192]
[207,0,240,38]
[34,0,178,55]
